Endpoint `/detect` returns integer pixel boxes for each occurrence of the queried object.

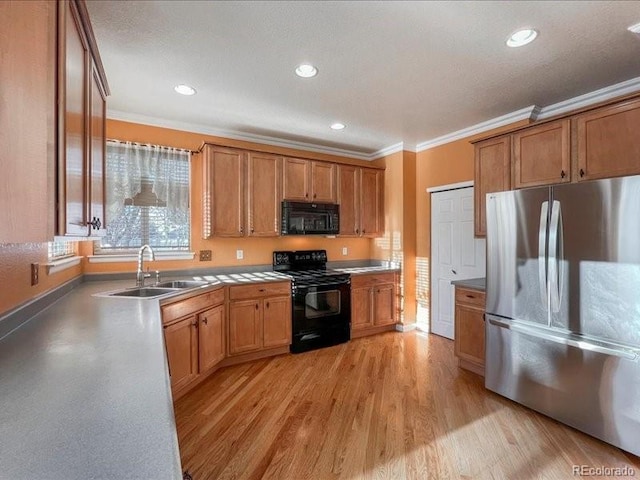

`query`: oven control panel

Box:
[273,250,327,269]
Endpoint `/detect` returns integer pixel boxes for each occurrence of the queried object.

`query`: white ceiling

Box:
[87,1,640,158]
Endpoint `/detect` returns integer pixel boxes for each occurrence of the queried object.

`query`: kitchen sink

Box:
[106,287,179,298]
[154,280,209,289]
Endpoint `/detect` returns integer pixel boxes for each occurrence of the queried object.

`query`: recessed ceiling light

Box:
[330,123,346,130]
[506,28,538,47]
[628,22,640,34]
[174,84,196,96]
[295,64,318,78]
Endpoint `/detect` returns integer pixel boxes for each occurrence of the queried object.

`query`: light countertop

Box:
[451,277,486,291]
[0,262,400,479]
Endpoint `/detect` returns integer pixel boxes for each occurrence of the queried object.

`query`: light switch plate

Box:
[199,250,212,261]
[236,249,244,260]
[342,247,348,256]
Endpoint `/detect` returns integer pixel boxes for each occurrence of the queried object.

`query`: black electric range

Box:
[273,250,351,353]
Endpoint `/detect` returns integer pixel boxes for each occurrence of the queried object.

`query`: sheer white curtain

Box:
[99,140,191,251]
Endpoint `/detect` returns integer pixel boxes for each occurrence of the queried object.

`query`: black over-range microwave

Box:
[281,201,340,235]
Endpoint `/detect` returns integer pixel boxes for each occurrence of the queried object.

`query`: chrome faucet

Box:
[136,245,156,287]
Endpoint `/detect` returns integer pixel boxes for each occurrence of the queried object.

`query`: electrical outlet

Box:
[342,247,348,256]
[236,249,244,260]
[199,250,212,261]
[31,263,39,286]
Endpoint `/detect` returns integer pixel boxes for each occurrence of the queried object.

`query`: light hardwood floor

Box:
[174,331,640,480]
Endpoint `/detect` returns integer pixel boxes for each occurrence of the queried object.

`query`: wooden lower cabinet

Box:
[198,305,225,372]
[263,296,292,348]
[228,292,291,354]
[164,315,198,391]
[453,287,486,376]
[228,299,262,355]
[162,287,226,398]
[351,272,398,337]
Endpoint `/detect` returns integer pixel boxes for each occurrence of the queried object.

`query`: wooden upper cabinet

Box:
[360,168,384,237]
[283,158,337,203]
[513,119,570,188]
[283,157,311,201]
[474,136,511,237]
[198,305,225,373]
[262,296,291,348]
[202,145,245,238]
[575,98,640,181]
[0,0,56,243]
[247,152,281,236]
[88,63,107,236]
[58,0,89,236]
[310,161,337,202]
[337,165,360,236]
[56,0,109,238]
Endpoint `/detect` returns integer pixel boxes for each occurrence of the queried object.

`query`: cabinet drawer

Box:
[351,272,396,289]
[455,287,486,308]
[229,281,290,301]
[162,287,225,324]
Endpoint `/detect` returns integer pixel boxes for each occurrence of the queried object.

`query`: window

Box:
[48,241,76,261]
[97,140,191,253]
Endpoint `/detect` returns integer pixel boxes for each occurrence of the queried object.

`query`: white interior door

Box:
[431,186,486,339]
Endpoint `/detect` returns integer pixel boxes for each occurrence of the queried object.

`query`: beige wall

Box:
[415,120,530,328]
[81,119,373,274]
[0,243,82,316]
[371,150,417,323]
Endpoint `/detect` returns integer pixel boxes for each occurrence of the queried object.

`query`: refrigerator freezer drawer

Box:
[485,316,640,457]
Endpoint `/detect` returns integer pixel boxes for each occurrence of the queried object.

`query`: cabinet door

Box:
[262,296,291,348]
[247,152,281,236]
[0,0,56,243]
[454,304,485,368]
[198,305,225,372]
[228,299,262,355]
[202,145,245,237]
[283,158,310,201]
[351,287,373,330]
[337,165,360,236]
[311,161,337,202]
[513,120,570,188]
[576,98,640,181]
[164,316,199,390]
[88,64,106,236]
[58,0,90,236]
[373,284,396,326]
[474,136,511,237]
[360,168,384,237]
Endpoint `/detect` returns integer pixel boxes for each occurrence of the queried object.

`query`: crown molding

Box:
[107,110,377,161]
[369,142,415,159]
[415,75,640,152]
[415,105,538,152]
[535,75,640,120]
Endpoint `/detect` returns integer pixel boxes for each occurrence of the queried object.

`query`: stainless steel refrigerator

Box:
[485,175,640,456]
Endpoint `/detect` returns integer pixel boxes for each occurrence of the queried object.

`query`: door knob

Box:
[452,269,457,275]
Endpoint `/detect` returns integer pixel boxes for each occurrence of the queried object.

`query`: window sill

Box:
[45,256,83,275]
[87,252,196,263]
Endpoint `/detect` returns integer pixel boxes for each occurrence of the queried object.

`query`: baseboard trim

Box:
[395,322,417,332]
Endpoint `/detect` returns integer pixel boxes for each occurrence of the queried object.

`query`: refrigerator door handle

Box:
[548,200,564,313]
[487,316,638,360]
[538,201,549,307]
